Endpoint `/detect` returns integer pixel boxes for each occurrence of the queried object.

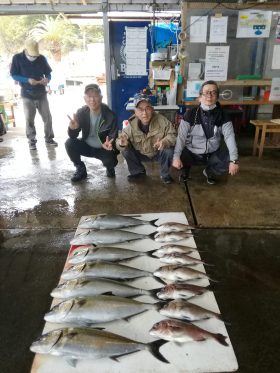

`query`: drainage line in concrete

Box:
[183,181,198,227]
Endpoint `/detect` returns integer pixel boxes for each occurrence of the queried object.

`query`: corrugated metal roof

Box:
[0,1,279,15]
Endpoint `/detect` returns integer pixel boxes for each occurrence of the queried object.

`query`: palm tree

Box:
[29,14,80,61]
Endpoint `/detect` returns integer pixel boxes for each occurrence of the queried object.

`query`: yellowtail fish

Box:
[30,327,169,367]
[71,229,154,246]
[45,295,162,325]
[79,214,158,229]
[68,245,154,264]
[51,278,158,299]
[61,261,153,281]
[149,319,228,346]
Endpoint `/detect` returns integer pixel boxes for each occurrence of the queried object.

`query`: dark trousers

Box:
[65,138,118,169]
[122,147,174,178]
[181,147,230,177]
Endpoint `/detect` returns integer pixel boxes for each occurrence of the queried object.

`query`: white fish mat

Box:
[31,212,238,373]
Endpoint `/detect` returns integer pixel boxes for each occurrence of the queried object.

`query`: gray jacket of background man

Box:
[68,103,118,147]
[173,105,238,161]
[117,112,177,158]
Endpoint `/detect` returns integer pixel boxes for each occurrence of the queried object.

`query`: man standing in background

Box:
[10,38,57,150]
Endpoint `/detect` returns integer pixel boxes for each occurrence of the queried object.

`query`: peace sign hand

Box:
[102,136,114,151]
[67,114,79,129]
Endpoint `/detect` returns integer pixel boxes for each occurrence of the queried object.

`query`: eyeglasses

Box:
[201,90,218,97]
[136,106,153,113]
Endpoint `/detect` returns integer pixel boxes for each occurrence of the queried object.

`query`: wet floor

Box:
[0,93,279,372]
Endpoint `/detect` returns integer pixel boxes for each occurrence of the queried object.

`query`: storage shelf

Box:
[217,79,272,87]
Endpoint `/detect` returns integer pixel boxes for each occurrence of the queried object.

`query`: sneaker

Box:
[106,168,115,178]
[203,169,215,185]
[127,172,146,181]
[161,175,173,184]
[71,165,87,182]
[179,170,191,183]
[45,139,58,146]
[29,142,37,150]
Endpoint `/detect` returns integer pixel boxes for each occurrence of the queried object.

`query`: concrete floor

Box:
[0,95,279,373]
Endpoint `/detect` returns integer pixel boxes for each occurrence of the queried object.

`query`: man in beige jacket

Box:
[116,94,176,183]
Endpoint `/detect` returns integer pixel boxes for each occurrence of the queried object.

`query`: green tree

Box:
[29,14,80,61]
[0,15,44,57]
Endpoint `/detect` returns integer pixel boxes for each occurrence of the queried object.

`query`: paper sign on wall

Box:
[236,10,272,38]
[205,46,230,81]
[269,78,280,101]
[272,45,280,69]
[190,16,208,43]
[209,17,228,43]
[125,27,147,76]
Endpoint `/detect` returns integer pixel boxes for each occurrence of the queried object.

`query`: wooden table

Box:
[250,119,280,159]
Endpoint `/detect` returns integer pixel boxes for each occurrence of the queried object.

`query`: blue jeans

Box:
[181,147,230,177]
[122,147,174,178]
[22,95,54,144]
[65,138,118,169]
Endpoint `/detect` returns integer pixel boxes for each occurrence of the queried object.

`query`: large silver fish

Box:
[156,222,195,233]
[30,327,169,367]
[160,300,223,322]
[70,229,153,246]
[159,252,210,266]
[68,245,153,264]
[153,244,199,258]
[51,277,156,299]
[45,295,161,325]
[153,265,214,282]
[154,232,193,243]
[61,261,153,281]
[150,319,228,346]
[156,283,210,300]
[79,214,158,229]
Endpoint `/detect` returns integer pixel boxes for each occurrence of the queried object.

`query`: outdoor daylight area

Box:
[0,14,107,105]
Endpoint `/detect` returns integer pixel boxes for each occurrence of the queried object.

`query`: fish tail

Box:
[148,339,169,363]
[149,232,157,240]
[146,249,158,258]
[149,287,163,299]
[149,218,159,227]
[215,333,229,346]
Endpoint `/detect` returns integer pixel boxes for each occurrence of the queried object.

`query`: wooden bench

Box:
[250,119,280,159]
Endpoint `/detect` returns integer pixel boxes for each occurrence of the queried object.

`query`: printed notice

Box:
[269,78,280,101]
[209,17,228,43]
[205,46,230,81]
[236,10,272,38]
[125,27,147,76]
[190,16,208,43]
[272,45,280,69]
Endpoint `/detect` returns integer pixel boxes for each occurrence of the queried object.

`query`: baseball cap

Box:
[84,84,102,94]
[24,39,40,57]
[134,94,152,108]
